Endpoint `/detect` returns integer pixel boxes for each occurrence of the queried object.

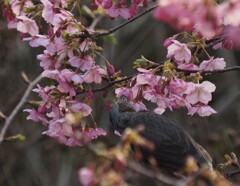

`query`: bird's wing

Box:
[126,111,208,171]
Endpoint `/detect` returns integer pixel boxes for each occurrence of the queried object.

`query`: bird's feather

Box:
[109,101,212,172]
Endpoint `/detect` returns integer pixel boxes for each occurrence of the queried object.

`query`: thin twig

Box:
[77,74,136,94]
[77,65,240,95]
[226,169,240,178]
[92,75,135,92]
[0,74,42,144]
[205,36,225,48]
[176,66,240,75]
[94,4,158,38]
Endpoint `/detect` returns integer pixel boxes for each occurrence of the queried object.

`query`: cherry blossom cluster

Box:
[0,0,234,146]
[115,33,227,116]
[2,0,113,146]
[92,0,154,19]
[154,0,240,48]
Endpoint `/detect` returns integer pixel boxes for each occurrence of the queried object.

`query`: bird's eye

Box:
[118,102,135,112]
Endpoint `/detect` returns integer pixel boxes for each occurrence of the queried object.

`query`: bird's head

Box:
[109,98,135,134]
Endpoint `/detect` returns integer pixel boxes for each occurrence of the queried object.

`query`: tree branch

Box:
[0,74,43,144]
[94,4,158,38]
[79,65,240,95]
[176,66,240,75]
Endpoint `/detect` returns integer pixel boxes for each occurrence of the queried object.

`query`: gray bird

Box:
[109,100,212,174]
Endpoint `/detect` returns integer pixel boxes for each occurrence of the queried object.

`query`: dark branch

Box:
[92,75,135,93]
[77,65,240,95]
[176,66,240,75]
[205,36,225,48]
[226,169,240,178]
[94,4,158,38]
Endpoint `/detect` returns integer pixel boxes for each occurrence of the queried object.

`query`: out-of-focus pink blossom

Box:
[17,16,39,36]
[199,57,226,71]
[105,6,131,19]
[167,40,192,64]
[225,26,240,48]
[223,39,233,50]
[94,0,150,19]
[185,81,216,105]
[2,7,17,29]
[153,107,165,115]
[154,0,222,39]
[218,0,240,27]
[79,168,94,186]
[212,42,222,50]
[82,128,107,141]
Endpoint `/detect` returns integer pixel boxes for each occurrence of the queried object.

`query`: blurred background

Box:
[1,4,240,186]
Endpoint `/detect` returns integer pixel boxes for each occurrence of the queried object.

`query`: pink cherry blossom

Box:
[135,68,157,86]
[37,50,57,70]
[42,69,76,96]
[32,84,55,102]
[128,101,147,112]
[17,16,39,36]
[168,78,188,95]
[84,66,107,84]
[69,56,93,71]
[199,57,226,71]
[10,0,33,16]
[70,102,92,116]
[167,40,192,64]
[41,0,69,30]
[42,119,75,145]
[177,63,199,70]
[169,94,191,111]
[115,87,133,100]
[71,74,84,84]
[24,109,48,124]
[188,105,217,117]
[163,35,178,48]
[185,81,216,105]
